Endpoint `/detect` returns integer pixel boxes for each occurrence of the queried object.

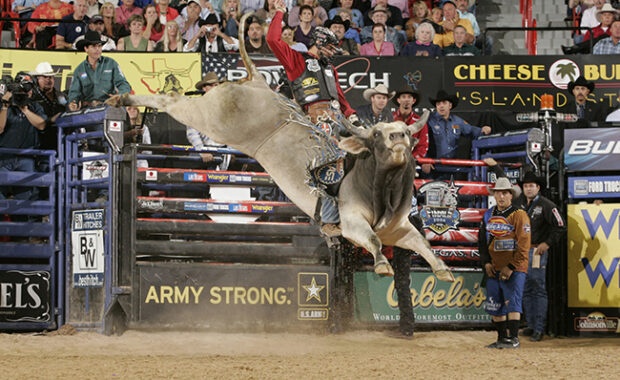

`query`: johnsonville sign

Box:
[354,270,490,325]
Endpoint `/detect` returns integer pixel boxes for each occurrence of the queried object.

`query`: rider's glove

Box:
[348,114,363,128]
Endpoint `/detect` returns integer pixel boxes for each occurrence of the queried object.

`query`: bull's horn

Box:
[239,12,261,82]
[341,116,371,139]
[406,109,430,136]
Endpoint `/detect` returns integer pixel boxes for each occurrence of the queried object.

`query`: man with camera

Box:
[184,13,239,53]
[0,73,47,201]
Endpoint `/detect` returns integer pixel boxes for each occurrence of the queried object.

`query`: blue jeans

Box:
[523,248,548,334]
[321,194,339,224]
[0,157,36,200]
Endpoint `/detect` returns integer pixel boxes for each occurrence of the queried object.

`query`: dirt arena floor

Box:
[1,327,618,379]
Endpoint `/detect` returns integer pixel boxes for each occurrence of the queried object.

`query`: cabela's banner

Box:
[0,50,202,96]
[2,49,617,112]
[567,203,620,308]
[354,270,490,325]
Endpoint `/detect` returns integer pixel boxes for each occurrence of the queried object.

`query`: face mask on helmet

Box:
[311,27,339,49]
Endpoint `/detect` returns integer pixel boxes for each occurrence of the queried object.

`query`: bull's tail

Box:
[238,13,263,83]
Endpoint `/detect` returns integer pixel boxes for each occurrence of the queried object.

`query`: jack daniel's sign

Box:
[0,270,51,323]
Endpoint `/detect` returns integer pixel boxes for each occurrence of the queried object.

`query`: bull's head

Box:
[339,110,429,167]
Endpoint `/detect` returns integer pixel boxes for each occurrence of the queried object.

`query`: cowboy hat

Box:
[194,72,222,90]
[519,171,546,190]
[324,15,350,31]
[567,76,595,94]
[429,89,459,108]
[369,5,391,18]
[30,62,58,77]
[393,86,420,106]
[487,177,516,196]
[199,13,220,27]
[362,84,395,102]
[596,3,619,22]
[76,30,105,51]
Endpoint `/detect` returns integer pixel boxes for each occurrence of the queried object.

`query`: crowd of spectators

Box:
[3,0,494,56]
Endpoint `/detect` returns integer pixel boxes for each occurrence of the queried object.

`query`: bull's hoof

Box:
[374,262,394,277]
[435,269,455,282]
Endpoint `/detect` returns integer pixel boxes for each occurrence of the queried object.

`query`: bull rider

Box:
[267,0,361,238]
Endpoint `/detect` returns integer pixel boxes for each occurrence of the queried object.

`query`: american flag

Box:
[202,53,283,85]
[202,53,240,81]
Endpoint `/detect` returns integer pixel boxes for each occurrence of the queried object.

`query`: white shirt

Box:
[580,5,602,29]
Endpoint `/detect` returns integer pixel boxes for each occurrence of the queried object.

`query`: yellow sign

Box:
[0,50,202,95]
[567,204,620,307]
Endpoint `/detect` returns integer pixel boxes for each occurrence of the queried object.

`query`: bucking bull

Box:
[106,15,454,283]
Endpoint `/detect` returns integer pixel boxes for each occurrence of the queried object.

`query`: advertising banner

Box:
[2,50,618,112]
[567,204,620,309]
[564,128,620,172]
[568,176,620,199]
[0,50,202,96]
[71,209,105,287]
[354,270,490,325]
[139,263,331,328]
[0,268,51,324]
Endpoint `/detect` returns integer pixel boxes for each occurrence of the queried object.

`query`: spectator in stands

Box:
[222,0,242,38]
[116,0,143,29]
[12,0,46,16]
[68,31,132,111]
[181,0,221,21]
[73,15,118,50]
[0,73,47,202]
[86,0,101,17]
[409,0,432,29]
[100,1,127,43]
[154,19,186,51]
[443,24,479,55]
[562,3,618,54]
[580,0,607,41]
[432,0,474,49]
[479,177,530,350]
[29,62,67,154]
[244,16,273,53]
[55,0,90,50]
[117,14,154,50]
[156,0,181,25]
[328,0,364,29]
[186,72,231,170]
[240,0,267,14]
[288,0,328,28]
[142,4,165,42]
[363,0,404,30]
[326,15,359,55]
[430,5,443,24]
[355,84,395,125]
[336,8,362,44]
[293,5,316,48]
[559,76,609,127]
[392,86,428,159]
[360,23,396,55]
[185,13,240,52]
[281,25,309,51]
[176,0,203,43]
[423,89,491,179]
[455,0,491,54]
[593,16,620,54]
[400,21,442,56]
[360,5,406,54]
